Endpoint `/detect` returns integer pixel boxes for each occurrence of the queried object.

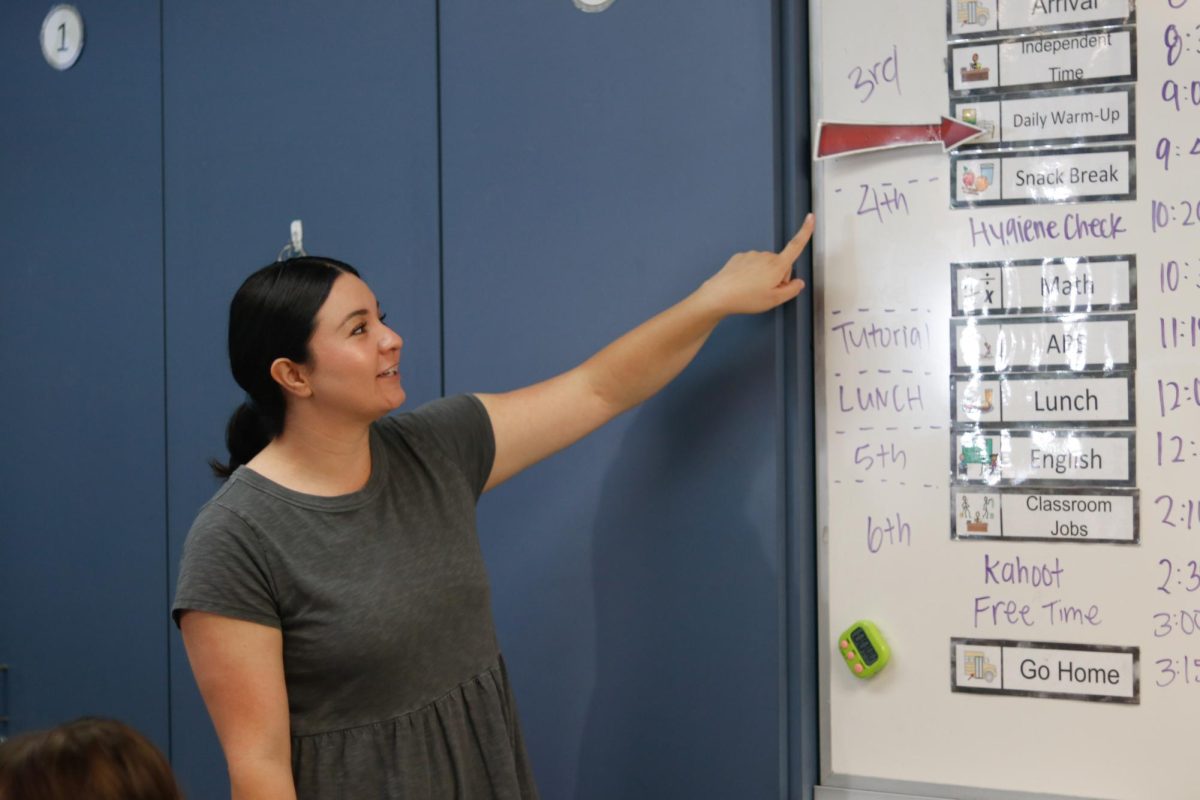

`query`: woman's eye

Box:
[378,312,387,324]
[351,322,367,336]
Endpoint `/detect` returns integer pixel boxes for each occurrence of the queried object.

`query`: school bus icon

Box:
[958,1,990,26]
[964,650,998,682]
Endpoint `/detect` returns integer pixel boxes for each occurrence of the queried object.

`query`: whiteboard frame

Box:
[809,2,1125,799]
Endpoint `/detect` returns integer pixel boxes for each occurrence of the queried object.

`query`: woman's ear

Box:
[270,357,313,399]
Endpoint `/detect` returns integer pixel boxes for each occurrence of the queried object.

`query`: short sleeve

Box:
[172,501,281,630]
[386,394,496,497]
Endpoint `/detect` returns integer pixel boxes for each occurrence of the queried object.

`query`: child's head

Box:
[0,717,182,800]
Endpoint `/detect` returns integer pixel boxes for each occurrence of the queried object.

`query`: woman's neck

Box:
[246,415,374,497]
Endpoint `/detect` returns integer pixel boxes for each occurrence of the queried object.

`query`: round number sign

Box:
[573,0,616,12]
[41,5,85,71]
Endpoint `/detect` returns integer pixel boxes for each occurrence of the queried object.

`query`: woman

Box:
[0,717,183,800]
[173,215,813,799]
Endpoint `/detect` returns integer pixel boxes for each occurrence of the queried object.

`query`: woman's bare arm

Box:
[477,215,813,491]
[180,611,297,800]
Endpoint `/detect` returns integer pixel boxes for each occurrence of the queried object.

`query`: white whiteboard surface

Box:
[812,2,1196,799]
[816,789,991,800]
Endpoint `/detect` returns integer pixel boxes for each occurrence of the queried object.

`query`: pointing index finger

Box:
[779,212,815,263]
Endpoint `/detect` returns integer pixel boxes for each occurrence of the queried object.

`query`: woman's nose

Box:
[381,327,403,352]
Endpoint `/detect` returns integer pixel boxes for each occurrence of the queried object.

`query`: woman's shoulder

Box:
[377,394,489,439]
[184,469,300,551]
[374,394,492,462]
[375,394,494,497]
[175,474,283,630]
[186,479,259,542]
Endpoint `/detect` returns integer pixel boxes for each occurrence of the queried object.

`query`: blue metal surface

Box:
[0,0,168,750]
[440,3,785,797]
[781,3,820,798]
[162,3,442,795]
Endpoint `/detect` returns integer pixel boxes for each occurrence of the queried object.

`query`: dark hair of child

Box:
[0,717,183,800]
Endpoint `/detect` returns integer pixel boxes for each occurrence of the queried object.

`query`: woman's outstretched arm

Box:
[476,214,813,491]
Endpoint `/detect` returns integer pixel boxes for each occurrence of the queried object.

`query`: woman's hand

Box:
[697,212,813,316]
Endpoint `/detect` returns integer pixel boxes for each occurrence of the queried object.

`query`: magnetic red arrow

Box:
[815,116,984,160]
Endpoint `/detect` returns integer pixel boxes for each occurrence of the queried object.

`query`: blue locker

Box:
[0,1,168,749]
[440,3,786,797]
[779,2,820,797]
[162,3,442,796]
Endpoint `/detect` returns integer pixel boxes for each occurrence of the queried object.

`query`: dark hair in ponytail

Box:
[210,256,360,478]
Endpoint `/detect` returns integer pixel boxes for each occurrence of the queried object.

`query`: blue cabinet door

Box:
[162,3,442,796]
[440,3,785,797]
[0,1,168,750]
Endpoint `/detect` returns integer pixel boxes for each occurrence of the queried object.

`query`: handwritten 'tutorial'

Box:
[831,320,932,354]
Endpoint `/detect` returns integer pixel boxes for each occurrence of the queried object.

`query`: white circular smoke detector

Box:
[573,0,616,12]
[41,5,85,71]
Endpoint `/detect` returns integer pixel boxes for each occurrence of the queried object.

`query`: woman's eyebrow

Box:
[337,309,369,329]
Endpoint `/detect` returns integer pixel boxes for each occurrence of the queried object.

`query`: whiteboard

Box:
[812,2,1197,799]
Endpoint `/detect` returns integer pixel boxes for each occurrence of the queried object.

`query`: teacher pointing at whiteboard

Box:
[172,214,813,800]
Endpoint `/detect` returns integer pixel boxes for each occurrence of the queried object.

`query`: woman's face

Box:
[303,273,405,423]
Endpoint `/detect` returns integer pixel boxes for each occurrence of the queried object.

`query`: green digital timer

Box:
[837,620,891,679]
